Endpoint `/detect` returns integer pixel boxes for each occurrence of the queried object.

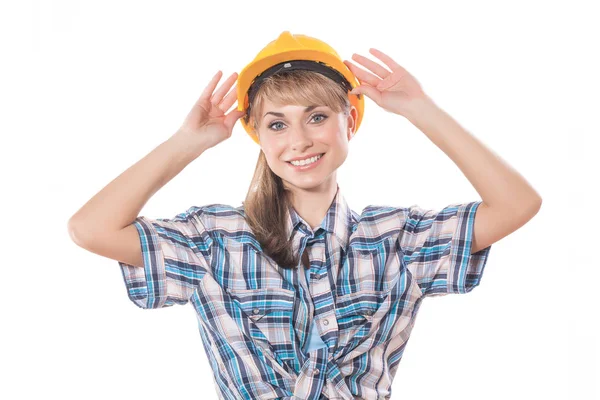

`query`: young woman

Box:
[68,31,541,400]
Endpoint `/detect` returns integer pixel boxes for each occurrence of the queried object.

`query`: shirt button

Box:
[322,319,329,326]
[313,368,320,376]
[252,308,260,315]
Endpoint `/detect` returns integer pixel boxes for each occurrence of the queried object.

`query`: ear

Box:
[346,106,358,141]
[251,125,261,145]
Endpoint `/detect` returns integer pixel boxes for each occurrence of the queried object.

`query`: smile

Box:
[287,153,325,170]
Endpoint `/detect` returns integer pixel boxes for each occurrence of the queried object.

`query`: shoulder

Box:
[178,203,247,230]
[351,204,411,241]
[355,204,415,226]
[176,203,259,247]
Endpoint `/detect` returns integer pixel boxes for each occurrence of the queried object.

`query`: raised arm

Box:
[67,70,244,267]
[67,133,208,267]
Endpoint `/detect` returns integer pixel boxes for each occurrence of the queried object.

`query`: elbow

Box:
[525,196,542,219]
[67,218,87,247]
[534,196,542,211]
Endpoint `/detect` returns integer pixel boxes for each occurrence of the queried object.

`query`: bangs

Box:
[247,70,350,133]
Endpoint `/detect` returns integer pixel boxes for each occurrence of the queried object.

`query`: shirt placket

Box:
[294,229,344,399]
[305,233,339,352]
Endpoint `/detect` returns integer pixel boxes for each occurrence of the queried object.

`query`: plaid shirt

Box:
[118,184,492,399]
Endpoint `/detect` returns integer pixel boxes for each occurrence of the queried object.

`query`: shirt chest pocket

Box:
[229,287,296,360]
[334,290,389,354]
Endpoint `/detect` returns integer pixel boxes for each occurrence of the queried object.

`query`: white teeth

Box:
[290,154,322,166]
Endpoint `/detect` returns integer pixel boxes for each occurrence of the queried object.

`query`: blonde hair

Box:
[242,70,351,269]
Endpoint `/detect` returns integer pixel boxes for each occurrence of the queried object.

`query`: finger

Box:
[356,76,369,86]
[343,59,381,87]
[219,83,238,113]
[369,48,406,73]
[211,72,238,106]
[350,53,391,80]
[198,71,224,104]
[377,72,405,91]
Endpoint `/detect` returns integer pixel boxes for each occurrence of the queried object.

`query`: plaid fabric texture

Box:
[118,184,492,399]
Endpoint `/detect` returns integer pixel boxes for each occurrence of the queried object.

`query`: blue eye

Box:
[268,113,328,132]
[270,121,285,131]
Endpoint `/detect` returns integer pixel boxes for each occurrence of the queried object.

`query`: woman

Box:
[68,31,541,399]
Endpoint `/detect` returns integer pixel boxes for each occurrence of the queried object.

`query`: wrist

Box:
[403,95,439,124]
[167,130,208,163]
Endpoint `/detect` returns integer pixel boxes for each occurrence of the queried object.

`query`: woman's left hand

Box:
[344,48,429,118]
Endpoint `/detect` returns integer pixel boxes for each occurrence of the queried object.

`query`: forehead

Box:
[261,99,327,118]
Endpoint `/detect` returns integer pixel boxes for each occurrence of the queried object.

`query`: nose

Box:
[289,125,313,152]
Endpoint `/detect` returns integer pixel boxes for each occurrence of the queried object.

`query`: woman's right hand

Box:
[175,70,246,152]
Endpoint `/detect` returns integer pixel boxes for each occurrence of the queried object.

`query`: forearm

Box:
[404,96,542,213]
[68,131,206,243]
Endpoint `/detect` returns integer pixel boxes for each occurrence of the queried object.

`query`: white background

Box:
[1,0,598,399]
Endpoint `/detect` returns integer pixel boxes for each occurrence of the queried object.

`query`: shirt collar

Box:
[285,183,354,248]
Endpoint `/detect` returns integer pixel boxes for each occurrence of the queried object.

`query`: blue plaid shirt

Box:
[119,184,492,399]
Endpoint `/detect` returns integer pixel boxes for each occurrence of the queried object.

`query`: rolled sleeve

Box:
[399,201,492,297]
[118,207,213,309]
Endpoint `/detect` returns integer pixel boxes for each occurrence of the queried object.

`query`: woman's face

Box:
[256,98,358,192]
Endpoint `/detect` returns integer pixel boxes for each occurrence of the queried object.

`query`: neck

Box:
[286,177,338,231]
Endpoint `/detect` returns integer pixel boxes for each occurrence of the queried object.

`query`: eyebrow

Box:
[263,105,320,119]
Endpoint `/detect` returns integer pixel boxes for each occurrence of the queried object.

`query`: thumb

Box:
[224,109,246,132]
[351,85,380,102]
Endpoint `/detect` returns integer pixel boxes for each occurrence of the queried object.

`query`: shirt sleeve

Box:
[398,201,492,297]
[118,206,213,309]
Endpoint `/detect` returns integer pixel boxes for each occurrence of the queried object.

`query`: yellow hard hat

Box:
[237,31,365,145]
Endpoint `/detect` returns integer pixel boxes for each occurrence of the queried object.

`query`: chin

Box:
[287,181,323,190]
[282,173,336,192]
